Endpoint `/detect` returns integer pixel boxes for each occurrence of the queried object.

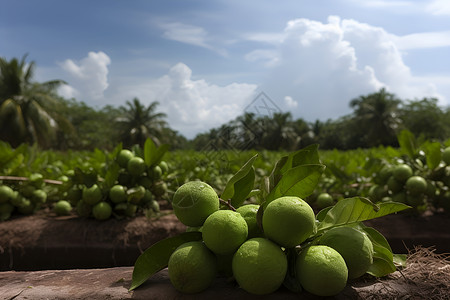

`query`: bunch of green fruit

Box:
[0,173,49,221]
[130,146,408,297]
[369,145,450,213]
[59,148,167,220]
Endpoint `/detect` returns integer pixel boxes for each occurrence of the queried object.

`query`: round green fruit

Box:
[127,157,146,177]
[405,176,427,195]
[393,164,413,183]
[109,185,127,203]
[159,161,169,174]
[296,245,348,297]
[152,182,167,197]
[0,185,16,203]
[232,237,287,295]
[316,192,334,209]
[387,176,403,194]
[31,189,47,204]
[0,203,14,221]
[117,149,134,168]
[236,204,263,239]
[319,226,374,279]
[29,173,44,188]
[92,201,112,220]
[149,165,162,180]
[262,196,316,248]
[82,184,102,205]
[54,200,72,216]
[202,210,248,255]
[168,241,217,294]
[172,181,219,227]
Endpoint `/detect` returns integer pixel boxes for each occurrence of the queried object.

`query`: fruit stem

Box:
[219,198,236,211]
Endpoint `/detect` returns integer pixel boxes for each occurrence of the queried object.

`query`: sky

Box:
[1,0,450,139]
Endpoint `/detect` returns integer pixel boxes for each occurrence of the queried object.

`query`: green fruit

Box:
[82,184,102,205]
[368,184,387,202]
[168,241,217,294]
[152,182,167,197]
[0,185,16,203]
[387,176,403,194]
[54,200,72,216]
[392,192,407,204]
[393,164,413,183]
[150,200,160,212]
[262,196,316,248]
[142,189,153,204]
[443,147,450,165]
[92,201,112,220]
[405,176,427,195]
[316,192,334,209]
[17,198,35,215]
[202,210,248,255]
[20,185,35,198]
[127,157,146,177]
[29,173,44,188]
[236,204,263,239]
[0,203,14,221]
[296,245,348,296]
[232,237,287,295]
[31,189,47,204]
[378,166,393,184]
[159,161,169,174]
[66,186,82,205]
[319,226,374,279]
[109,185,127,203]
[76,200,92,217]
[172,181,219,227]
[138,177,153,189]
[149,165,162,180]
[125,203,138,217]
[117,149,134,168]
[406,194,425,207]
[128,185,146,204]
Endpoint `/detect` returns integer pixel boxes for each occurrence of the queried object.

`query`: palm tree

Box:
[261,112,300,150]
[117,98,167,147]
[349,88,401,147]
[0,55,67,148]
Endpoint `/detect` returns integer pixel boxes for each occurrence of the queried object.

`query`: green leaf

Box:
[221,154,258,207]
[360,225,392,253]
[422,141,442,170]
[144,138,157,166]
[265,164,326,205]
[317,197,410,233]
[316,206,333,222]
[366,257,396,277]
[129,232,202,291]
[397,129,417,158]
[393,254,407,268]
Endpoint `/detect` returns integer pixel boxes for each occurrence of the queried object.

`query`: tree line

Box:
[1,55,449,151]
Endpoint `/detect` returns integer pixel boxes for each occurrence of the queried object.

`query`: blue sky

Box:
[1,0,450,138]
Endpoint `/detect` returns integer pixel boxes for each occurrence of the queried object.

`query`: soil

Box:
[0,208,449,271]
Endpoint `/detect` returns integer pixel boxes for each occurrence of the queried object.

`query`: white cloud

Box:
[109,63,257,138]
[426,0,450,15]
[393,31,450,49]
[246,16,444,121]
[284,96,298,108]
[158,22,227,56]
[59,51,111,101]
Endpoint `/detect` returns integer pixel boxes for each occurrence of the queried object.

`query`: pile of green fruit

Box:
[130,145,409,297]
[369,145,450,213]
[0,173,50,221]
[58,147,168,220]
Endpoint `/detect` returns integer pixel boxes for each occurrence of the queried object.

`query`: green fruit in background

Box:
[142,189,153,204]
[387,176,403,194]
[31,189,47,204]
[0,185,16,203]
[76,200,92,217]
[392,192,407,204]
[316,192,334,209]
[20,185,35,198]
[368,184,387,202]
[168,241,217,294]
[0,203,14,221]
[109,185,127,203]
[296,245,348,297]
[262,196,316,248]
[443,147,450,165]
[159,161,169,174]
[405,176,427,195]
[150,200,160,212]
[172,181,219,227]
[138,177,152,190]
[17,198,35,215]
[66,185,82,205]
[377,166,393,184]
[152,182,167,197]
[29,173,44,188]
[319,226,374,279]
[125,203,138,217]
[149,165,162,180]
[406,194,426,207]
[127,157,146,177]
[82,184,102,205]
[236,204,263,239]
[128,186,146,204]
[232,237,287,295]
[92,201,112,220]
[393,164,413,183]
[202,210,248,255]
[117,149,134,168]
[54,200,72,216]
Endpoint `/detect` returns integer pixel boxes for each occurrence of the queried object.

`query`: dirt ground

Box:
[0,207,449,271]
